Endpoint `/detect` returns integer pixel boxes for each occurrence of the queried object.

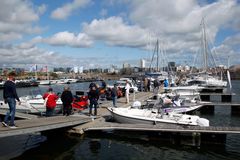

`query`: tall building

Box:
[140,59,146,68]
[123,63,130,69]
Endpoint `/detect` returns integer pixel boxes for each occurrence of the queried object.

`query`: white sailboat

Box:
[185,19,228,88]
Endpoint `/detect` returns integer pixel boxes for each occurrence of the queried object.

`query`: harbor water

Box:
[0,81,240,160]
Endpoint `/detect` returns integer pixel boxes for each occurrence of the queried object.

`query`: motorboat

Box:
[18,95,63,114]
[144,92,206,113]
[107,106,209,127]
[107,80,138,93]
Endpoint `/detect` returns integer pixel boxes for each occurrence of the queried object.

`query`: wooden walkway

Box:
[0,109,38,120]
[0,115,91,138]
[83,120,240,134]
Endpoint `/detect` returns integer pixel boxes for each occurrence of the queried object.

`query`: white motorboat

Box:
[107,80,138,93]
[107,107,209,127]
[0,95,63,115]
[38,80,51,85]
[19,95,63,114]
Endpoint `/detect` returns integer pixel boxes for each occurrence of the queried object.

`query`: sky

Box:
[0,0,239,70]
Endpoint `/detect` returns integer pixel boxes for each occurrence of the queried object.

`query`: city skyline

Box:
[0,0,239,69]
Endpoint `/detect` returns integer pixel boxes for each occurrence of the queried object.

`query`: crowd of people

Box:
[1,73,169,128]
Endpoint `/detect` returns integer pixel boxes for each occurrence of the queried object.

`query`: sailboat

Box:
[145,39,171,81]
[185,19,228,88]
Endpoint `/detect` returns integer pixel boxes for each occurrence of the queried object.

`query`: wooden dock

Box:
[67,91,240,144]
[0,115,91,138]
[0,109,38,120]
[1,91,240,144]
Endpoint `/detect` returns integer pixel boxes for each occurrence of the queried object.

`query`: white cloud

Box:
[51,0,92,20]
[0,0,44,42]
[34,31,93,47]
[82,16,152,48]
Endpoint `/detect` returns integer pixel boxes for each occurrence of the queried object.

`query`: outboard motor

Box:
[132,101,141,108]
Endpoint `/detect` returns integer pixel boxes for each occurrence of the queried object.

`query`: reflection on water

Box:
[4,130,239,160]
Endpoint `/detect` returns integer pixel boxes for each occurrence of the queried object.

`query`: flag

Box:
[29,64,37,72]
[41,66,48,72]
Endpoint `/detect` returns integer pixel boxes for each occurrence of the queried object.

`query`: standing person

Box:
[2,72,21,128]
[144,77,148,92]
[43,88,58,117]
[88,86,99,116]
[163,78,169,93]
[147,78,151,92]
[101,80,106,89]
[61,86,73,116]
[111,84,118,107]
[125,80,130,104]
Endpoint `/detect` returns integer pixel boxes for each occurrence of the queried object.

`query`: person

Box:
[2,72,21,128]
[147,78,151,92]
[163,78,169,93]
[144,77,148,92]
[101,80,106,89]
[125,80,130,104]
[43,88,58,117]
[61,86,73,116]
[111,84,118,107]
[153,79,159,94]
[88,86,99,116]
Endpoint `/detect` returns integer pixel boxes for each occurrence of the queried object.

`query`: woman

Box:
[43,88,58,117]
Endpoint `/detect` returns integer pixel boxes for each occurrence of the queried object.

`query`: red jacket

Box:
[43,92,58,109]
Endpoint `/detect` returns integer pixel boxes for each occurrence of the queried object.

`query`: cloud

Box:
[51,0,92,20]
[127,0,238,52]
[25,31,93,48]
[0,43,83,67]
[0,0,44,42]
[82,16,152,48]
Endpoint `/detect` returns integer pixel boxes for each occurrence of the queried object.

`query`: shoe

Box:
[9,125,18,129]
[2,122,8,127]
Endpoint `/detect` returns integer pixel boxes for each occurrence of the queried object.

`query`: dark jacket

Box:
[3,80,20,101]
[111,87,118,97]
[61,90,73,106]
[88,89,99,101]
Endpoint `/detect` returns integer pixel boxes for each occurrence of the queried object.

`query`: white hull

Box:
[108,107,209,127]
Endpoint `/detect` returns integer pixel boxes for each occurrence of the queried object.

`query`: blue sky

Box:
[0,0,239,70]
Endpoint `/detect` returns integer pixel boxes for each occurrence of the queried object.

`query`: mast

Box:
[156,39,159,72]
[201,18,208,73]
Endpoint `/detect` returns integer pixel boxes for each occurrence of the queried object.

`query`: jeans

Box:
[89,99,98,116]
[4,98,16,126]
[46,107,55,117]
[112,96,117,107]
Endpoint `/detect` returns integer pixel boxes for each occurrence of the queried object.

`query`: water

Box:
[0,81,240,160]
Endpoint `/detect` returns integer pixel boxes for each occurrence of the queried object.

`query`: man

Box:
[125,80,130,104]
[111,84,118,107]
[61,86,73,116]
[2,72,21,128]
[88,86,99,116]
